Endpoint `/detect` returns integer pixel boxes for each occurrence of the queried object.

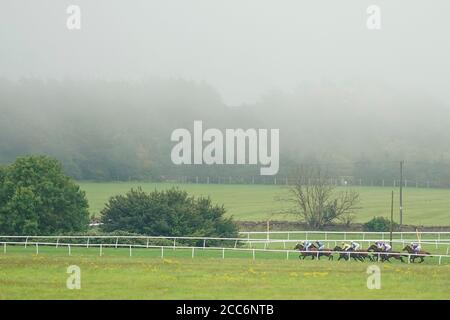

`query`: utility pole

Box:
[399,160,404,230]
[390,190,394,247]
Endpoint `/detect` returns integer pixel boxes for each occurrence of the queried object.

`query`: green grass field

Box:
[79,182,450,226]
[13,182,443,300]
[1,246,449,299]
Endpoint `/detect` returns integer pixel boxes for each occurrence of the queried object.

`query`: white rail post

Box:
[129,245,132,257]
[407,254,410,264]
[252,249,255,260]
[435,240,438,249]
[446,245,449,255]
[25,237,29,248]
[35,243,39,255]
[203,240,206,249]
[438,256,442,265]
[68,244,71,256]
[287,232,290,241]
[234,240,238,248]
[286,250,289,260]
[56,237,59,249]
[283,240,286,249]
[192,247,195,258]
[100,244,103,256]
[3,243,5,254]
[173,238,176,249]
[87,237,90,248]
[115,237,119,249]
[161,246,164,258]
[146,238,149,249]
[222,248,225,259]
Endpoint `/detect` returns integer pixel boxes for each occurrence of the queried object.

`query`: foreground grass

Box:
[0,247,449,299]
[79,182,450,225]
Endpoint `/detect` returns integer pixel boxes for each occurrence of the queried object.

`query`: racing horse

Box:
[333,246,365,262]
[367,244,406,263]
[293,243,333,260]
[402,245,431,263]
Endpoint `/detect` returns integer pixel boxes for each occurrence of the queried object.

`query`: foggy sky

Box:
[1,0,449,106]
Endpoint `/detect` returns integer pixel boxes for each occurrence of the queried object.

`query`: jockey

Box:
[375,241,385,250]
[342,242,352,251]
[351,241,360,251]
[315,240,325,251]
[302,240,312,251]
[383,243,392,252]
[411,242,421,253]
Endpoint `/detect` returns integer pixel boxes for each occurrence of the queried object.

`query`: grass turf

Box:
[79,182,450,226]
[0,246,449,299]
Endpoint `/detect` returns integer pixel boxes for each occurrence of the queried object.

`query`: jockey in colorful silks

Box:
[411,242,421,254]
[375,241,385,250]
[315,240,325,251]
[375,241,391,252]
[302,240,313,251]
[342,242,352,251]
[350,241,360,251]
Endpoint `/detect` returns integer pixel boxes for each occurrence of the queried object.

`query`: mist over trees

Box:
[1,78,450,183]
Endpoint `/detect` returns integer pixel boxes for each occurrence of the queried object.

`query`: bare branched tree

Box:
[283,166,360,229]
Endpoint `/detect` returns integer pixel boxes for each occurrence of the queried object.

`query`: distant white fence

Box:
[168,175,450,189]
[239,231,450,242]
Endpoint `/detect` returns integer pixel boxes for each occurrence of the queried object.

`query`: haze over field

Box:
[1,1,450,182]
[2,1,450,105]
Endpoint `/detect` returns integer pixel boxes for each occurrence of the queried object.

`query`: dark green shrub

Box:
[100,187,239,240]
[363,216,397,232]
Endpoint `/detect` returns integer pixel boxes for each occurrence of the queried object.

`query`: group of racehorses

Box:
[293,243,431,263]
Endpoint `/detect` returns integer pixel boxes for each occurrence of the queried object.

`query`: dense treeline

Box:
[1,78,450,183]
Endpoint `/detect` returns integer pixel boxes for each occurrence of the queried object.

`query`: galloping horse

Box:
[367,244,406,263]
[356,250,373,262]
[293,243,333,260]
[333,246,365,262]
[402,245,431,263]
[367,244,388,262]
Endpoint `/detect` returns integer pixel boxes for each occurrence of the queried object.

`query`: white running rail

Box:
[1,240,448,265]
